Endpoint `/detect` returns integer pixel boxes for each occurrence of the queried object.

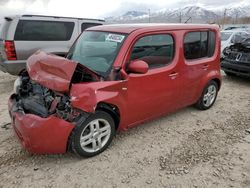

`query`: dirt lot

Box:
[0,71,249,188]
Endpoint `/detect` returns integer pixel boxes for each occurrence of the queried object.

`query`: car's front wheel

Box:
[195,80,218,110]
[70,111,115,157]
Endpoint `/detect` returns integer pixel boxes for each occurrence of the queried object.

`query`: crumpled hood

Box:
[26,51,77,93]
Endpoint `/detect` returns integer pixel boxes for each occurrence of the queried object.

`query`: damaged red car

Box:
[8,24,222,157]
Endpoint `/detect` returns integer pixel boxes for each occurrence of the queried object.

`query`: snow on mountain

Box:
[106,4,250,24]
[106,11,148,22]
[165,6,218,23]
[224,5,250,18]
[123,11,148,18]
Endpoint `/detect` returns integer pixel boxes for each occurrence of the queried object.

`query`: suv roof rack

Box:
[22,14,105,22]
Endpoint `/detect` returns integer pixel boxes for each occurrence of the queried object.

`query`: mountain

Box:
[161,6,218,23]
[106,5,250,24]
[123,11,148,18]
[220,5,250,18]
[106,11,148,23]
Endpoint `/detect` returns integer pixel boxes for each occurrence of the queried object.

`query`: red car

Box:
[8,24,222,157]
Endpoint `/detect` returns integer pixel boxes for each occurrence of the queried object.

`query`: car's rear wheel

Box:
[195,80,218,110]
[70,111,115,157]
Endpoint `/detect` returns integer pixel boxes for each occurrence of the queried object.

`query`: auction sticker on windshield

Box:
[106,34,125,43]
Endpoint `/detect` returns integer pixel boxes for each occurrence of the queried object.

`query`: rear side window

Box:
[130,34,175,69]
[81,23,102,32]
[184,31,216,60]
[14,20,75,41]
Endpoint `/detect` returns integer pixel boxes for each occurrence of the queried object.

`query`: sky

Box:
[0,0,250,19]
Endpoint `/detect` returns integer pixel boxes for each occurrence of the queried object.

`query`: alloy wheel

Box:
[80,119,111,153]
[203,85,217,107]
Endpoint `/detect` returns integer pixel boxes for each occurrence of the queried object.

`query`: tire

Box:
[70,111,115,157]
[195,80,218,110]
[224,71,235,77]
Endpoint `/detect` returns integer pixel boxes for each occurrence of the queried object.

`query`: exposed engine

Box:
[13,71,83,122]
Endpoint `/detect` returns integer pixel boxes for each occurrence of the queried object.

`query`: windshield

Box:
[67,31,126,76]
[221,32,233,41]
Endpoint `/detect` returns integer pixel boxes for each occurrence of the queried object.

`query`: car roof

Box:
[221,30,249,33]
[88,23,219,34]
[4,15,105,22]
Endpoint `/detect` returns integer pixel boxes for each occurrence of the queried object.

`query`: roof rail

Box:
[22,14,105,22]
[4,17,13,21]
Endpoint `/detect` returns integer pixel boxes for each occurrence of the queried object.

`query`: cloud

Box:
[0,0,250,19]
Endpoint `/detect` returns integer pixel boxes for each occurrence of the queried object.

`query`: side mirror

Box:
[128,60,149,74]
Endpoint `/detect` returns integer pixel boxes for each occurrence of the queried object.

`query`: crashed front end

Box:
[221,39,250,77]
[8,51,99,154]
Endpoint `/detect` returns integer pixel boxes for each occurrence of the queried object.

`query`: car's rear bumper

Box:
[8,95,75,154]
[0,60,26,75]
[221,60,250,77]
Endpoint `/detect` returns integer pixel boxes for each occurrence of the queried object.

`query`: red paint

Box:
[4,40,17,60]
[26,51,77,92]
[9,24,222,154]
[8,100,74,154]
[128,60,149,74]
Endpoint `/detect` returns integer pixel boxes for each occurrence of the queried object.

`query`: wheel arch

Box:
[95,102,120,131]
[195,72,221,105]
[211,78,221,90]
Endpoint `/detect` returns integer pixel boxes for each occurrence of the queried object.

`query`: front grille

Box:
[225,52,250,65]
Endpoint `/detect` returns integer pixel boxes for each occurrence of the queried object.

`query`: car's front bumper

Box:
[8,95,75,154]
[0,60,26,75]
[221,60,250,77]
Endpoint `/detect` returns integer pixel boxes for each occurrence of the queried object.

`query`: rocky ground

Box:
[0,71,249,188]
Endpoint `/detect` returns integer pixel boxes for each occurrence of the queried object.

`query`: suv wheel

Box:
[195,80,218,110]
[70,111,115,157]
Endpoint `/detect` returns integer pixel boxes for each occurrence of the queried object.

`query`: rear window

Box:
[184,31,216,60]
[14,20,75,41]
[81,23,102,32]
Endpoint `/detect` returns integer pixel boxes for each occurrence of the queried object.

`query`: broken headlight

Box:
[13,77,22,94]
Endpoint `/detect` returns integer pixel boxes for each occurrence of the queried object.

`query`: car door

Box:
[181,30,216,105]
[124,33,181,127]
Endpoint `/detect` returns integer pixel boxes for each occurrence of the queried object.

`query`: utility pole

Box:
[223,8,227,28]
[235,11,238,24]
[148,9,151,23]
[179,11,182,23]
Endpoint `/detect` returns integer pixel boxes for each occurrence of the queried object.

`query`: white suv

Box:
[0,15,104,75]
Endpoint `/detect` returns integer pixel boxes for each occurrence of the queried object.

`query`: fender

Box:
[196,70,222,100]
[70,80,128,129]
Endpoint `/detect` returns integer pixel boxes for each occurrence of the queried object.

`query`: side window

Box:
[81,23,102,32]
[14,20,74,41]
[208,31,215,57]
[184,31,216,60]
[130,34,174,69]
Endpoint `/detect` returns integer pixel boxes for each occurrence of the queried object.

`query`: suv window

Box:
[130,34,174,69]
[81,23,102,32]
[184,31,215,60]
[14,20,75,41]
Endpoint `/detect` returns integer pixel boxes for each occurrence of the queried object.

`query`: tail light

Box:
[4,40,17,60]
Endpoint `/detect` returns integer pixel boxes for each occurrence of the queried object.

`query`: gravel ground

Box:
[0,71,249,188]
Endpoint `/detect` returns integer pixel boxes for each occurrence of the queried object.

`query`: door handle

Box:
[169,72,179,78]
